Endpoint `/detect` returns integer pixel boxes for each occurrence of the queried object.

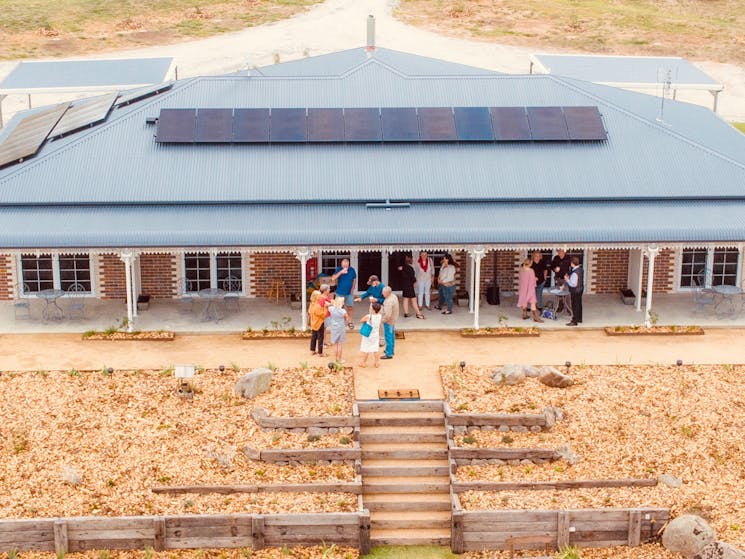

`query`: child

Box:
[358,302,382,368]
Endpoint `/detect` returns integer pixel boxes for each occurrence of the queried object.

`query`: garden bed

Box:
[605,325,704,336]
[82,330,175,341]
[461,327,540,337]
[243,329,311,339]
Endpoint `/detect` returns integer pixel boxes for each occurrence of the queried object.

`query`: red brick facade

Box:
[0,255,12,300]
[641,248,675,293]
[478,251,521,292]
[139,254,177,299]
[99,254,127,299]
[590,249,630,294]
[250,252,301,299]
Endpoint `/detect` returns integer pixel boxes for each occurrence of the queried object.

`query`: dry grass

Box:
[445,364,745,549]
[0,0,321,60]
[0,365,355,517]
[395,0,745,66]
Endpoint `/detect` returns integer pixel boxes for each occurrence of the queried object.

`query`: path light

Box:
[565,361,572,373]
[676,359,683,367]
[107,367,114,375]
[218,365,225,373]
[328,362,336,372]
[459,361,466,372]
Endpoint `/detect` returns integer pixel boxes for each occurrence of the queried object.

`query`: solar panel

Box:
[563,106,607,140]
[270,108,307,142]
[307,108,344,142]
[344,108,381,141]
[526,107,569,141]
[454,107,494,141]
[49,92,117,139]
[234,109,270,142]
[156,109,196,143]
[490,107,531,141]
[115,81,174,107]
[418,107,457,141]
[382,108,419,141]
[0,103,69,168]
[196,108,233,143]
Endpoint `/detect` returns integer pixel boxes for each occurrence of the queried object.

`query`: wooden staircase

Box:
[357,400,451,546]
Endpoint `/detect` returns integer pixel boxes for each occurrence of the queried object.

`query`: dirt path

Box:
[2,0,744,123]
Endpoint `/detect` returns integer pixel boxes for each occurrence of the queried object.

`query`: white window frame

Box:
[181,252,245,295]
[677,246,741,290]
[17,253,96,297]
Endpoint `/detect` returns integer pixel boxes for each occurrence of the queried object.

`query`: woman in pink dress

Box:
[517,258,544,322]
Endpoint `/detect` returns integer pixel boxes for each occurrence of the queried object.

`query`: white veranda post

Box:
[644,245,660,327]
[471,246,486,330]
[120,251,134,332]
[296,248,310,331]
[468,253,476,313]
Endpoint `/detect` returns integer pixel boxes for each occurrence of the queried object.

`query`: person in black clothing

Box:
[397,255,424,319]
[530,251,547,310]
[551,249,572,286]
[564,256,584,326]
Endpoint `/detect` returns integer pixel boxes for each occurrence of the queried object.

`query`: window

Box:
[529,248,585,287]
[183,252,243,293]
[20,253,93,294]
[680,247,740,288]
[321,252,350,277]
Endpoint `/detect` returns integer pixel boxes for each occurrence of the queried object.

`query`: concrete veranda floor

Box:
[2,328,745,401]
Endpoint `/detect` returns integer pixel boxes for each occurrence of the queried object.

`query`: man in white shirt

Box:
[564,257,584,326]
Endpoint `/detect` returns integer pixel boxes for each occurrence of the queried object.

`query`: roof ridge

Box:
[548,74,745,172]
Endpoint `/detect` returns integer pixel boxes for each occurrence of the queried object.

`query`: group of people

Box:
[517,248,584,326]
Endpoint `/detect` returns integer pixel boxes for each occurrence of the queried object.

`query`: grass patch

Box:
[362,546,459,559]
[733,122,745,134]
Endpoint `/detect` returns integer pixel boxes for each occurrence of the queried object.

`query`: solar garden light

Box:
[676,359,683,366]
[107,367,114,375]
[218,364,225,373]
[565,361,572,373]
[328,362,336,372]
[459,361,466,372]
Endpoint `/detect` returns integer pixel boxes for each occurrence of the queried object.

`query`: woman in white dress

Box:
[358,301,382,368]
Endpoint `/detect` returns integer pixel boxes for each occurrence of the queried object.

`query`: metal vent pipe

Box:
[366,15,375,50]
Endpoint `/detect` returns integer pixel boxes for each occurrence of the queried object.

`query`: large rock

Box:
[695,541,745,559]
[538,366,574,388]
[662,514,716,558]
[658,473,683,488]
[555,443,579,465]
[493,364,528,385]
[235,368,274,399]
[251,406,271,422]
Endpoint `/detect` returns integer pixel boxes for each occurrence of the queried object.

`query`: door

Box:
[357,251,382,292]
[387,251,411,291]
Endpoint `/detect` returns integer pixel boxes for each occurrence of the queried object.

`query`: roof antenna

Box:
[656,68,673,124]
[366,15,376,52]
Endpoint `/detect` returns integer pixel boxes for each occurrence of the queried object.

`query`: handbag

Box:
[360,321,373,337]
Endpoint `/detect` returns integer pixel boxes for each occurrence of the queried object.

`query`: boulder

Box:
[538,366,574,388]
[241,445,261,461]
[493,363,527,385]
[307,426,327,438]
[524,365,542,378]
[662,514,716,558]
[695,541,745,559]
[658,474,683,488]
[556,443,579,465]
[251,406,270,422]
[235,368,274,399]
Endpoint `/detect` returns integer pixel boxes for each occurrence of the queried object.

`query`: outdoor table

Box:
[711,284,744,318]
[198,288,226,322]
[548,287,573,320]
[36,288,66,322]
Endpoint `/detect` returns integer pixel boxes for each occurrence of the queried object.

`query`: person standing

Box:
[358,302,382,368]
[414,251,435,310]
[531,251,547,310]
[327,296,350,362]
[332,258,357,328]
[564,256,584,326]
[308,290,327,356]
[551,249,572,286]
[398,255,424,319]
[355,275,385,304]
[437,254,457,315]
[380,286,399,359]
[517,258,544,322]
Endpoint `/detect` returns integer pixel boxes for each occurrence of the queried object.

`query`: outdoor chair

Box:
[66,282,87,319]
[178,278,195,313]
[14,283,32,319]
[691,277,715,314]
[222,275,241,312]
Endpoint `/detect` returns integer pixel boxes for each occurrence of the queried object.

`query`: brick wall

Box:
[590,249,630,294]
[0,255,12,301]
[139,254,177,299]
[641,248,675,293]
[99,254,127,299]
[477,251,520,292]
[250,252,301,298]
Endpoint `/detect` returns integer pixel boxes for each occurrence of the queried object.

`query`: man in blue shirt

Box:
[332,258,357,327]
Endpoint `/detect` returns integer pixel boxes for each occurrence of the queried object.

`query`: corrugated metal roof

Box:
[0,58,175,92]
[531,54,722,89]
[1,200,744,248]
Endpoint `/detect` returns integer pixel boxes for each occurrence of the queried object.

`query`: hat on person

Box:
[367,275,379,285]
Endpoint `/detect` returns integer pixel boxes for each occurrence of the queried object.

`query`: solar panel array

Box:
[155,106,607,144]
[115,81,174,107]
[0,103,69,168]
[49,92,118,139]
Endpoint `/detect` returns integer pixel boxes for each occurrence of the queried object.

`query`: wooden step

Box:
[363,493,451,512]
[359,431,446,444]
[362,464,450,477]
[363,479,451,493]
[370,511,451,530]
[362,448,448,460]
[357,400,444,413]
[360,416,445,427]
[370,528,451,546]
[363,458,449,467]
